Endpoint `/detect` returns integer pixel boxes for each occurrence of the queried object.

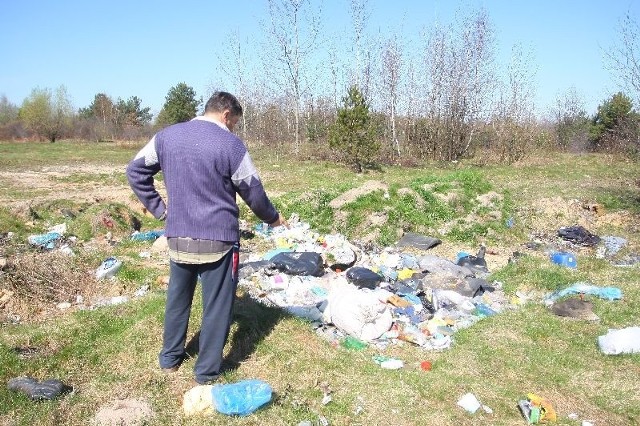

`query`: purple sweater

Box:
[126,117,279,242]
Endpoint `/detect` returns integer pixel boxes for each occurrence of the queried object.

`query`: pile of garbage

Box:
[238,215,518,351]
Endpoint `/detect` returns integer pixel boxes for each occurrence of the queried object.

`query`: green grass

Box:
[0,140,138,170]
[0,141,639,425]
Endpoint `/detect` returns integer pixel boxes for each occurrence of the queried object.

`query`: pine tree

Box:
[329,85,379,172]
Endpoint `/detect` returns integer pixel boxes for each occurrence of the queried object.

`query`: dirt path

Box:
[0,164,155,211]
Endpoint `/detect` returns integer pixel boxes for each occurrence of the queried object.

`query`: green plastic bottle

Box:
[341,336,367,350]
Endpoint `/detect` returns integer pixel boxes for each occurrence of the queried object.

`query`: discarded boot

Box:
[7,376,72,400]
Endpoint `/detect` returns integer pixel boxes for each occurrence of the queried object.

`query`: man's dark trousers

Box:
[159,247,238,384]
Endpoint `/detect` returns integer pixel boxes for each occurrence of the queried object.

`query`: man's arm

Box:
[231,151,283,225]
[126,135,167,219]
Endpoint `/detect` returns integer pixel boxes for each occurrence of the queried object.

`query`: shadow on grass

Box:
[185,293,288,373]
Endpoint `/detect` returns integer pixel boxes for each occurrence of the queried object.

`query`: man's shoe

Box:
[161,366,179,373]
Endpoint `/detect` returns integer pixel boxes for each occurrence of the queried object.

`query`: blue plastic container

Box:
[550,252,577,268]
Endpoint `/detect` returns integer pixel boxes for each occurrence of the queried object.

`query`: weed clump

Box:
[2,251,95,304]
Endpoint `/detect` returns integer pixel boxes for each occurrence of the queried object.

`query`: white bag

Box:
[323,283,392,341]
[598,327,640,355]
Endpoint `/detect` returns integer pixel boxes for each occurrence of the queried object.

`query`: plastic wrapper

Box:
[211,379,272,416]
[598,327,640,355]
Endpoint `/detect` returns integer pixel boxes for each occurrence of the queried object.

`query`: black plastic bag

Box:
[396,232,441,251]
[270,252,325,277]
[557,225,601,247]
[346,266,383,289]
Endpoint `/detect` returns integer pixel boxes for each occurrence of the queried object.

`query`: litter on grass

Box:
[598,327,640,355]
[238,216,518,352]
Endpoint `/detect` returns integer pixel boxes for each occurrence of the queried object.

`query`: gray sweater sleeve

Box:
[126,136,167,219]
[231,152,279,224]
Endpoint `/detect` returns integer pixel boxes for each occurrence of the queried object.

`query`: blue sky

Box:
[1,1,638,117]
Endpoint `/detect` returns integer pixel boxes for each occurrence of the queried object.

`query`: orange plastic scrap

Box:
[527,393,557,423]
[387,294,411,308]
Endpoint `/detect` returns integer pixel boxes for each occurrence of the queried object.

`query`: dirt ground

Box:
[1,169,636,320]
[2,168,634,266]
[0,165,159,218]
[0,165,133,201]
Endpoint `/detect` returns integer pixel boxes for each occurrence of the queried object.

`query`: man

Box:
[126,91,286,384]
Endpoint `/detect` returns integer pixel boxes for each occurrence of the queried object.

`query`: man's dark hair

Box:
[204,91,243,116]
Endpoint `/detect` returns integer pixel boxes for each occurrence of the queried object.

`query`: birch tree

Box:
[605,12,640,105]
[491,43,537,163]
[381,35,403,157]
[419,8,496,161]
[262,0,322,151]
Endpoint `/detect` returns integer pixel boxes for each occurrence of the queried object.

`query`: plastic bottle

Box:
[95,257,122,280]
[341,336,367,350]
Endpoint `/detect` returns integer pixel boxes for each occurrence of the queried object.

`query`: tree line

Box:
[0,1,638,169]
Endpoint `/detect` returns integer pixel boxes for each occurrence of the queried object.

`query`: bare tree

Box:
[605,12,640,104]
[417,8,497,161]
[215,29,253,141]
[551,86,589,151]
[381,35,403,158]
[349,0,369,89]
[490,43,538,163]
[0,94,19,125]
[262,0,322,151]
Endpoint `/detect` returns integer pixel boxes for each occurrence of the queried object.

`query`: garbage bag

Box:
[27,232,61,250]
[211,379,272,416]
[418,255,474,279]
[598,327,640,355]
[238,260,271,279]
[269,252,325,277]
[456,246,488,275]
[601,236,627,257]
[130,230,164,241]
[345,267,383,289]
[183,385,215,416]
[323,283,392,341]
[7,376,72,401]
[557,225,601,247]
[396,232,441,251]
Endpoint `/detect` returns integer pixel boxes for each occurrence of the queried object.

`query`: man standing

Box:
[126,91,286,384]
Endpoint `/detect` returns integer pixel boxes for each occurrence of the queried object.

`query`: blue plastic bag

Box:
[211,379,272,416]
[130,230,164,241]
[545,282,623,302]
[28,232,61,250]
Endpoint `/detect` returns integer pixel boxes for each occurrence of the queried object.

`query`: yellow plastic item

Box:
[397,268,417,280]
[527,393,557,422]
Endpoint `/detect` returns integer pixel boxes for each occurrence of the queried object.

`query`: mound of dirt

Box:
[94,398,154,425]
[329,180,388,209]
